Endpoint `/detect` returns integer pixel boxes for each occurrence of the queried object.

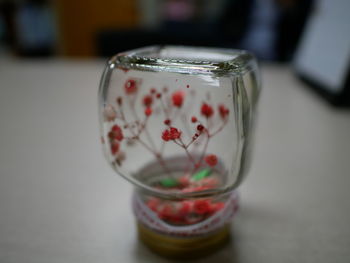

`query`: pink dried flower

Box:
[104,104,117,122]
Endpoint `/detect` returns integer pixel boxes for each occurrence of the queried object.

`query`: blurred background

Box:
[0,0,313,61]
[0,0,349,102]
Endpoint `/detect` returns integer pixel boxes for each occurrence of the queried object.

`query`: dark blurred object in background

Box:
[15,0,55,56]
[96,0,314,62]
[0,0,16,53]
[0,0,314,62]
[97,0,253,58]
[276,0,314,62]
[293,0,350,106]
[0,0,55,57]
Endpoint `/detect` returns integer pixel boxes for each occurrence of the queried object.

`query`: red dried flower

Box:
[111,125,124,141]
[143,95,153,106]
[110,141,120,155]
[179,201,192,216]
[205,154,218,166]
[156,93,162,99]
[170,127,181,139]
[191,116,197,123]
[164,119,171,125]
[158,204,174,220]
[124,79,138,94]
[197,124,204,131]
[201,103,214,118]
[144,107,152,116]
[218,104,229,119]
[193,200,211,215]
[150,88,156,94]
[162,130,171,141]
[172,90,185,107]
[162,127,181,141]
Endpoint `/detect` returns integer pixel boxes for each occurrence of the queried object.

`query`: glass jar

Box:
[98,46,260,259]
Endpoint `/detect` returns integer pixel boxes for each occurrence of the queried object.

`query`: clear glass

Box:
[98,46,260,229]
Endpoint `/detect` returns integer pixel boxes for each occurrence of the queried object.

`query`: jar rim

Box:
[108,45,257,76]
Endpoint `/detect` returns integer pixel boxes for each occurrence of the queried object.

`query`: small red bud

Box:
[116,97,122,105]
[145,107,152,116]
[197,124,204,131]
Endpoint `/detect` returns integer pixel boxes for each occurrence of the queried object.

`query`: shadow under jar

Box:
[98,46,261,259]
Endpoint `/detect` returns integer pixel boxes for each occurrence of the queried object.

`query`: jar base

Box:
[137,223,231,259]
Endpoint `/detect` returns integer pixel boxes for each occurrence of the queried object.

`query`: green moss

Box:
[192,168,212,181]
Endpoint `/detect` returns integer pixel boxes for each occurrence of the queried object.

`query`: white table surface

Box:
[0,59,350,263]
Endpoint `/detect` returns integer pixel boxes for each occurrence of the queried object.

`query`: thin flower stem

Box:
[172,140,183,147]
[178,138,197,167]
[180,93,195,137]
[128,93,159,152]
[209,118,228,137]
[185,138,196,148]
[194,133,209,173]
[171,107,181,122]
[160,140,166,155]
[135,135,158,154]
[194,119,211,172]
[160,97,170,119]
[181,114,192,137]
[142,117,158,150]
[120,102,173,177]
